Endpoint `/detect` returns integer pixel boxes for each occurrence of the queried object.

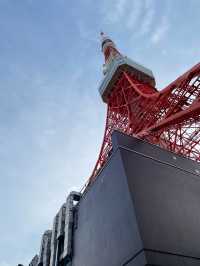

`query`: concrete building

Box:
[23,131,200,266]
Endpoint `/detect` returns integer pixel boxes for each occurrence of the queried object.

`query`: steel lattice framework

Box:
[86,33,200,187]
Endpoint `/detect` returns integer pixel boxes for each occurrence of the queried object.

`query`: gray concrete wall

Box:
[71,131,200,266]
[72,151,143,266]
[115,131,200,265]
[122,147,200,258]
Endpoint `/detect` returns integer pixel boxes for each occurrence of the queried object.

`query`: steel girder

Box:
[87,62,200,185]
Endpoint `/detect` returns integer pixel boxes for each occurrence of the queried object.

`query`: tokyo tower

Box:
[26,33,200,266]
[86,32,200,187]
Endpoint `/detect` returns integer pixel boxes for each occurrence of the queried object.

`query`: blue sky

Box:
[0,0,200,265]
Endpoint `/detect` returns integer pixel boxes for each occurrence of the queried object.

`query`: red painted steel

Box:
[86,34,200,187]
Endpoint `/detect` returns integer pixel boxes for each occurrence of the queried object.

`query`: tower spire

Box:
[100,32,121,75]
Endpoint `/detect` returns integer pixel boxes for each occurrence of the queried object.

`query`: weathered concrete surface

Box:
[72,131,200,266]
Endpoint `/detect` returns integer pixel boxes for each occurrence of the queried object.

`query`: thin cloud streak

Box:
[103,0,128,24]
[151,16,170,44]
[126,0,143,30]
[139,0,155,36]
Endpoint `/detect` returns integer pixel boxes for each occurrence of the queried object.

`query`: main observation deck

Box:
[99,56,156,103]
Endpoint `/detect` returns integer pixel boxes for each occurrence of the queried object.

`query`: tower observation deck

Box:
[99,32,156,102]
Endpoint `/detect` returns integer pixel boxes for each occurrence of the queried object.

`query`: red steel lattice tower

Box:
[87,32,200,187]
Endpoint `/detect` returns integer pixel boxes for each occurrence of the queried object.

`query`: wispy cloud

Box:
[0,261,11,266]
[116,0,127,18]
[101,0,169,44]
[139,0,155,35]
[102,0,128,24]
[126,0,143,30]
[151,16,170,44]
